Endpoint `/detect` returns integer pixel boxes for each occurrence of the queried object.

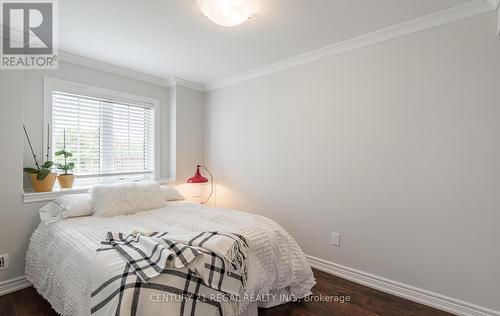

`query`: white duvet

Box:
[26,202,315,316]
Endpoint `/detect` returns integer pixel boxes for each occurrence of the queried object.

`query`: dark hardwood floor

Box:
[259,269,453,316]
[0,269,453,316]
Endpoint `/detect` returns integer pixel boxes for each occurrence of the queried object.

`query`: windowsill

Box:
[23,186,92,203]
[23,177,174,203]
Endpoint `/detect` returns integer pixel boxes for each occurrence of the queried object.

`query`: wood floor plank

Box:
[8,287,58,316]
[0,292,17,316]
[0,269,455,316]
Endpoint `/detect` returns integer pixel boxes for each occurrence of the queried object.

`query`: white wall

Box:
[205,12,500,312]
[0,61,205,283]
[171,85,205,183]
[0,70,47,282]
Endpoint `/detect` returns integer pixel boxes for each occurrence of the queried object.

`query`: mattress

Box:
[26,201,315,316]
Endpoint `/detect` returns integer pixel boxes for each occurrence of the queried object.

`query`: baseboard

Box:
[306,255,499,316]
[0,276,32,296]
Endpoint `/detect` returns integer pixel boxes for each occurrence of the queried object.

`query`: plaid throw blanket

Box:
[91,231,249,316]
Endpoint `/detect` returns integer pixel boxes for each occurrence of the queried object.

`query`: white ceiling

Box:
[58,0,472,85]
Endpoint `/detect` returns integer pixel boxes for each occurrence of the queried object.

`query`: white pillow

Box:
[91,181,166,217]
[160,185,185,201]
[39,194,93,224]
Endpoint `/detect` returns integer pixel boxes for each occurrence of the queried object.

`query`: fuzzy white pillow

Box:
[39,194,93,224]
[160,185,185,201]
[91,181,166,217]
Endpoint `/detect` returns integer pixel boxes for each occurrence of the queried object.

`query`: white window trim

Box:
[43,76,161,180]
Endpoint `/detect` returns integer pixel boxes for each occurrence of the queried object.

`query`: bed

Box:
[26,200,315,316]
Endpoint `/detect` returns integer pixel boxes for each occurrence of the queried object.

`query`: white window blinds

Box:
[51,91,154,177]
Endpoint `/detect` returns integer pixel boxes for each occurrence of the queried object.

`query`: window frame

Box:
[43,77,161,180]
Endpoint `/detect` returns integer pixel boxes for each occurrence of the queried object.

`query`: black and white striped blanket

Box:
[91,231,249,316]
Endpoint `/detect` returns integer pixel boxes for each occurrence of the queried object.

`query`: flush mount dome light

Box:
[197,0,257,27]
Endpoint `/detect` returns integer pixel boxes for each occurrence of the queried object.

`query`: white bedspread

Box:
[26,202,315,316]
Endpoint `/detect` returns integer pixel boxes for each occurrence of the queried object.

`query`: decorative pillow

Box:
[160,185,185,201]
[91,181,166,217]
[39,194,93,224]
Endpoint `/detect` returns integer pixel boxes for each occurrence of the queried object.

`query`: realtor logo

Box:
[1,0,58,69]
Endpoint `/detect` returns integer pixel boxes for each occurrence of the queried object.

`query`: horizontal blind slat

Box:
[52,90,154,177]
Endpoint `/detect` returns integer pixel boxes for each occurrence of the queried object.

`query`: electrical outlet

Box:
[331,233,340,247]
[0,253,8,270]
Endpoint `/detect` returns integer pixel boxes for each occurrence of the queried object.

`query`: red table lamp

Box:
[187,165,213,204]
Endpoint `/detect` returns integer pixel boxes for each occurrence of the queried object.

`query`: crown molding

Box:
[4,1,496,91]
[59,53,207,91]
[307,255,500,316]
[485,0,499,9]
[0,39,207,91]
[0,24,175,87]
[59,51,174,87]
[174,77,207,92]
[206,0,494,92]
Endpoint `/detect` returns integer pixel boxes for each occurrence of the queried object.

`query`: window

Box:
[45,78,159,179]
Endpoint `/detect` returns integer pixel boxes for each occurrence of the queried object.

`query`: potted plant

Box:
[55,129,75,189]
[55,150,75,189]
[23,125,57,192]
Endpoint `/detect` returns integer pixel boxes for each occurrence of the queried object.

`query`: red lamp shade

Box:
[187,165,208,183]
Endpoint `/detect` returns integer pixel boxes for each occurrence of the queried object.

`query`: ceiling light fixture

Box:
[197,0,257,27]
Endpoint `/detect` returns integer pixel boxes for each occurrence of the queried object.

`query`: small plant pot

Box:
[58,174,75,189]
[30,173,57,192]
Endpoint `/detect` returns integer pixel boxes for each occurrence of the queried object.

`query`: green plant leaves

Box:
[26,148,75,178]
[37,168,51,180]
[55,150,73,158]
[23,167,39,174]
[42,161,54,169]
[55,162,75,173]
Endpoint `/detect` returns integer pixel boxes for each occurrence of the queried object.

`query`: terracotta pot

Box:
[58,174,75,189]
[30,173,57,192]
